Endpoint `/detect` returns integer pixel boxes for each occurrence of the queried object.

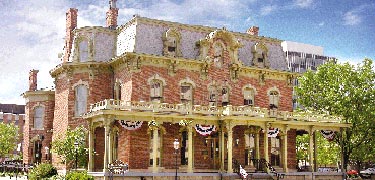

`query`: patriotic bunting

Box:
[119,120,143,130]
[194,124,216,136]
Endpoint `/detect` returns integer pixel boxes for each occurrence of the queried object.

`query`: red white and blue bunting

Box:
[267,128,280,138]
[320,130,335,141]
[118,120,143,130]
[195,124,216,136]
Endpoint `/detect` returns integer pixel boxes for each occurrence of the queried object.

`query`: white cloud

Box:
[260,5,277,16]
[294,0,314,8]
[343,11,361,25]
[318,22,325,26]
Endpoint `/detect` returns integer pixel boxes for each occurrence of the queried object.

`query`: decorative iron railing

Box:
[86,99,343,123]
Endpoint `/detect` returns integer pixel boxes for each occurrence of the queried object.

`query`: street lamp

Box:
[74,141,79,170]
[173,139,179,180]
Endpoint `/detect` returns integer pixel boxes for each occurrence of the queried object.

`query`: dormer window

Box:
[163,29,181,57]
[252,42,269,68]
[79,40,89,62]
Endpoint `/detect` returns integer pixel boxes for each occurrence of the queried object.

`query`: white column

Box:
[220,129,225,171]
[227,128,233,173]
[88,125,94,172]
[282,131,288,172]
[103,124,109,173]
[264,128,269,163]
[152,128,158,173]
[309,130,314,171]
[255,131,260,160]
[187,126,193,173]
[108,130,113,164]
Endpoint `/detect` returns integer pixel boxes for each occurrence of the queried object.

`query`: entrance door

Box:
[206,136,219,169]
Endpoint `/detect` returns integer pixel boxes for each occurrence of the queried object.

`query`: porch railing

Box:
[86,99,343,123]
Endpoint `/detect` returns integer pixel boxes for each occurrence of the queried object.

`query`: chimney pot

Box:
[247,26,259,36]
[29,69,39,91]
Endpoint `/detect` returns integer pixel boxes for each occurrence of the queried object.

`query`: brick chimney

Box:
[106,0,119,29]
[63,8,78,62]
[247,26,259,36]
[29,69,39,91]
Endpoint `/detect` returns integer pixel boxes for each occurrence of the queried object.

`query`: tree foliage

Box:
[51,125,88,168]
[295,59,375,169]
[0,122,18,158]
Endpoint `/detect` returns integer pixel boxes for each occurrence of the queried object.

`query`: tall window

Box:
[149,130,161,166]
[79,40,89,62]
[221,86,229,106]
[208,85,217,106]
[270,137,280,166]
[181,131,189,165]
[181,83,193,104]
[34,106,44,129]
[269,91,279,109]
[243,87,255,106]
[75,84,88,116]
[150,80,163,102]
[213,43,224,68]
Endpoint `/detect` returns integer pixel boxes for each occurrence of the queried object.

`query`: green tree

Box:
[295,59,375,169]
[0,122,18,159]
[51,125,88,169]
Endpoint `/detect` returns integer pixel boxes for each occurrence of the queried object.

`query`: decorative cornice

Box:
[50,61,111,78]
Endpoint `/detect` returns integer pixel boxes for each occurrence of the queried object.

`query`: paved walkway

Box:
[0,176,27,180]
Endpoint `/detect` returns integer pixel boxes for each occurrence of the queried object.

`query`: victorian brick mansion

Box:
[22,0,349,177]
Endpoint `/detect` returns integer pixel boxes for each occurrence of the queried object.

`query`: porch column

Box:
[308,128,315,171]
[103,124,110,172]
[255,128,260,160]
[220,128,225,171]
[227,128,233,173]
[282,126,289,173]
[263,126,269,163]
[152,128,158,173]
[88,124,94,172]
[187,126,193,172]
[108,130,113,164]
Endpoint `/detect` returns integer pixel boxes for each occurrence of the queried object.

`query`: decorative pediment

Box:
[252,42,270,68]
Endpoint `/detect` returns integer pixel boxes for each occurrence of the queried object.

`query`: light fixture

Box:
[173,139,179,180]
[236,138,240,146]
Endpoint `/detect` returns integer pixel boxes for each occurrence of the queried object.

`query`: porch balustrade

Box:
[86,99,342,123]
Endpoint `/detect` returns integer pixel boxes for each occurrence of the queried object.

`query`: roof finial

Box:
[109,0,117,9]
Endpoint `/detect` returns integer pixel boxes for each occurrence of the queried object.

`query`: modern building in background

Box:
[281,41,337,109]
[21,0,350,178]
[0,104,25,160]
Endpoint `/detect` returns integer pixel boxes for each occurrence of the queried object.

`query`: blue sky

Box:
[0,0,374,104]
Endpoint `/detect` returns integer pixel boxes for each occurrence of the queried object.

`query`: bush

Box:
[28,163,58,180]
[66,171,94,180]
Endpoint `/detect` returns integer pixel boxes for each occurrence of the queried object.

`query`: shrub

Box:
[28,163,58,180]
[66,171,94,180]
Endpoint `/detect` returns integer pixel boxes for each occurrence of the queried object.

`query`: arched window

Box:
[252,42,269,68]
[221,86,229,106]
[34,106,44,129]
[180,83,193,104]
[213,42,224,68]
[162,28,181,57]
[208,85,217,106]
[269,91,279,109]
[243,87,255,106]
[79,40,89,62]
[75,84,88,116]
[150,80,163,102]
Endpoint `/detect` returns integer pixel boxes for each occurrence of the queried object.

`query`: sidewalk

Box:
[0,176,27,180]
